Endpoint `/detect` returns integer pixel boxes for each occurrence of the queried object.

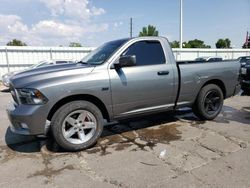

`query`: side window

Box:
[122,41,166,66]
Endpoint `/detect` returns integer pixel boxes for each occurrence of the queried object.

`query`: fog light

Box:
[20,123,29,129]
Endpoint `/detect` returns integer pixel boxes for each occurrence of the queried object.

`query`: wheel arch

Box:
[47,94,110,122]
[201,79,226,99]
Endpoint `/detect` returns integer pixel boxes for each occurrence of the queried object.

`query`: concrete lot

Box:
[0,86,250,188]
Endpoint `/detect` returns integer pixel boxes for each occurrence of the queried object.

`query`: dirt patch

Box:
[27,164,75,182]
[27,148,78,184]
[0,140,40,163]
[0,145,17,163]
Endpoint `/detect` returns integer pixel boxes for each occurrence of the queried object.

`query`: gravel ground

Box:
[0,85,250,188]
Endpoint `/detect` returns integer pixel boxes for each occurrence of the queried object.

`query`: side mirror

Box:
[115,55,136,68]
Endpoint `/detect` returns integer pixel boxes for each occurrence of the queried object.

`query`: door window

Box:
[122,41,166,66]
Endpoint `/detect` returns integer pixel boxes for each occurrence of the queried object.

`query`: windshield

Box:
[80,39,129,65]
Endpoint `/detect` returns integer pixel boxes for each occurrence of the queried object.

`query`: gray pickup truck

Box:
[7,37,241,151]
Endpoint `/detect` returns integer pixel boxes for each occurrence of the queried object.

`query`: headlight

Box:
[16,88,48,105]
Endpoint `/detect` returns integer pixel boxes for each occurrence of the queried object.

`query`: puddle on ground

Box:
[86,123,182,156]
[242,107,250,121]
[213,106,250,124]
[137,124,181,143]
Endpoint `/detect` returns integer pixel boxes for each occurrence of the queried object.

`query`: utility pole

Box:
[179,0,183,49]
[246,31,249,49]
[130,18,133,38]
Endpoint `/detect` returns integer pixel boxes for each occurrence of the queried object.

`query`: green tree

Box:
[216,38,231,48]
[6,39,27,46]
[170,40,180,48]
[69,42,82,47]
[139,25,159,37]
[183,39,211,48]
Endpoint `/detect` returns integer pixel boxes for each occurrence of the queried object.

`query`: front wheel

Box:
[193,84,224,120]
[51,101,104,151]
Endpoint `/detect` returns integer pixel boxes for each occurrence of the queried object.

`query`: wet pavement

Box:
[0,87,250,188]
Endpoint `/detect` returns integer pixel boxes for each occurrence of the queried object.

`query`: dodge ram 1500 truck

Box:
[7,37,241,151]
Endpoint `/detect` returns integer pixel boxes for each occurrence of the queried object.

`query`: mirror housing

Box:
[114,55,136,69]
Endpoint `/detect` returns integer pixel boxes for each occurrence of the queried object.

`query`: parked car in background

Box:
[2,59,76,87]
[7,37,240,151]
[195,56,223,62]
[238,56,250,67]
[238,56,250,92]
[178,56,223,64]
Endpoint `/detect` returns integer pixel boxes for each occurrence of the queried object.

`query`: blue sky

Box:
[0,0,249,48]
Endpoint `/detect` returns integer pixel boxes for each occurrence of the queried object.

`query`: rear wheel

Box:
[193,84,224,120]
[51,101,103,151]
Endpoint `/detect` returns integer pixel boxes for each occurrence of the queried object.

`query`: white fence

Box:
[173,48,250,61]
[0,46,94,78]
[0,46,250,78]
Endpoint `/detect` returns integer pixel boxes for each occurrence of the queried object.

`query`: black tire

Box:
[193,84,224,120]
[51,100,104,151]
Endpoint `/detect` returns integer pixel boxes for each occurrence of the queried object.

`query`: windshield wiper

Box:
[77,61,90,65]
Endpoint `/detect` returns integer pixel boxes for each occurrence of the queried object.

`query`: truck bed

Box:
[176,60,240,107]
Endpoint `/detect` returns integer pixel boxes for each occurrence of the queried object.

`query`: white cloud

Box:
[0,14,27,33]
[113,21,123,29]
[0,15,29,43]
[0,14,108,46]
[40,0,105,20]
[0,0,107,46]
[32,20,84,38]
[112,21,123,32]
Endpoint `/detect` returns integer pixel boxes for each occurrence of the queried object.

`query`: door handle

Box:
[157,71,169,76]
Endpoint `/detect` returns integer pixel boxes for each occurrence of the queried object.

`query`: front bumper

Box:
[6,101,50,135]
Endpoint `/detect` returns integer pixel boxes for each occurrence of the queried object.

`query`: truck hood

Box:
[10,63,95,88]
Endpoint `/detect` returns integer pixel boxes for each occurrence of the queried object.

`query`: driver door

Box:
[108,40,175,118]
